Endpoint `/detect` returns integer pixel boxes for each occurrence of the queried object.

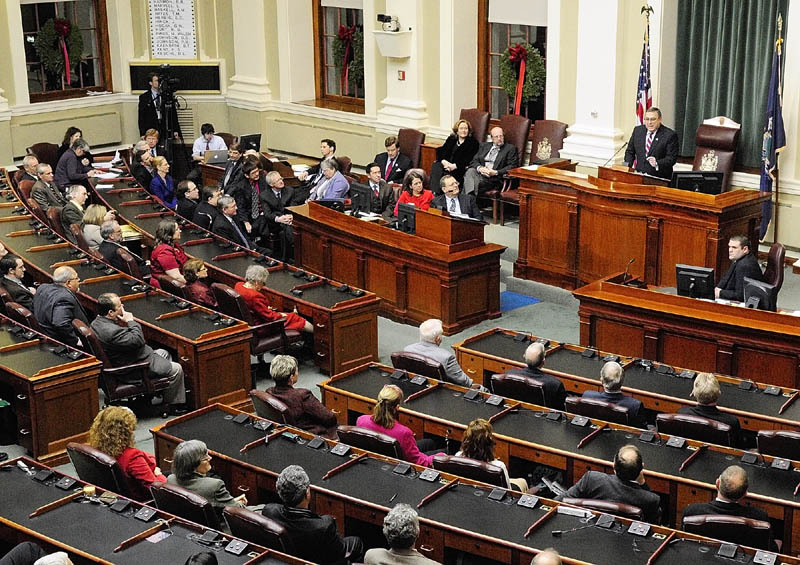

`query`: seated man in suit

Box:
[365,504,439,565]
[60,184,88,244]
[20,154,39,183]
[212,195,260,251]
[33,266,89,347]
[297,138,336,185]
[143,128,165,158]
[532,549,562,565]
[30,163,66,212]
[0,255,35,311]
[91,293,186,415]
[623,107,679,180]
[99,221,149,276]
[505,342,566,411]
[715,235,763,301]
[131,143,155,190]
[375,135,412,184]
[262,171,295,262]
[54,138,96,191]
[561,444,661,524]
[263,465,364,565]
[363,162,396,219]
[218,141,243,193]
[430,175,483,221]
[175,180,199,220]
[193,185,222,230]
[463,127,519,196]
[228,160,267,238]
[307,158,349,202]
[683,465,776,550]
[582,361,644,426]
[678,372,741,447]
[403,318,477,389]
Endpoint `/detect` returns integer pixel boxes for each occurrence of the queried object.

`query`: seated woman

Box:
[150,218,188,284]
[150,156,177,209]
[82,204,115,249]
[457,418,528,492]
[88,406,165,501]
[356,385,443,467]
[393,170,433,217]
[429,119,480,193]
[234,265,313,333]
[57,126,93,165]
[167,439,245,518]
[266,355,337,439]
[182,258,217,308]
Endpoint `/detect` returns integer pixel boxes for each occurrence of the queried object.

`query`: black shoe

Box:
[168,404,189,416]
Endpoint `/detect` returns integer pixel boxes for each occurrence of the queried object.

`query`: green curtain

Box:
[674,0,788,168]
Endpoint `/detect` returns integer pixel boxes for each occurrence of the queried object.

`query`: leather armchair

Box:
[398,128,426,169]
[216,132,236,148]
[757,430,800,461]
[390,351,447,382]
[432,455,508,488]
[150,481,220,529]
[17,180,34,203]
[336,156,353,175]
[459,108,491,143]
[154,274,186,298]
[27,143,60,169]
[250,389,295,425]
[482,114,530,223]
[683,514,772,550]
[336,425,403,459]
[46,207,67,239]
[656,413,733,447]
[566,396,631,426]
[692,121,741,193]
[5,302,41,333]
[762,242,785,294]
[491,372,546,406]
[223,506,296,554]
[70,224,91,253]
[561,497,643,520]
[66,442,141,501]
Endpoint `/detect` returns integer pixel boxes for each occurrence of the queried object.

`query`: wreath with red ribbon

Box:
[332,25,363,96]
[34,18,83,86]
[499,42,545,115]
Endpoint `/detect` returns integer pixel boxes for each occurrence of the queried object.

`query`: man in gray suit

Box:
[403,318,475,388]
[463,126,519,196]
[30,163,66,212]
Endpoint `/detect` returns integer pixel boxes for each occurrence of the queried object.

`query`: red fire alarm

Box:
[397,70,405,81]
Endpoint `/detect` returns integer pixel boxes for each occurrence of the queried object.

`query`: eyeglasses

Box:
[201,455,212,462]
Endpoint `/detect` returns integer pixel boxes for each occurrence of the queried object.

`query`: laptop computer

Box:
[203,150,228,165]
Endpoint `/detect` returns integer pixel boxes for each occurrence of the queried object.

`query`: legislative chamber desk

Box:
[93,184,379,375]
[0,457,305,564]
[510,165,769,289]
[151,405,791,565]
[0,316,100,465]
[452,328,800,433]
[574,273,800,390]
[321,363,800,552]
[0,214,254,412]
[292,202,506,335]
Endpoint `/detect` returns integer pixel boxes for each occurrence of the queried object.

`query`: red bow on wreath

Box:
[338,25,356,96]
[509,43,528,115]
[54,18,72,85]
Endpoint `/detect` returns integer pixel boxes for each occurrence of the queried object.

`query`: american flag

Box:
[635,19,652,126]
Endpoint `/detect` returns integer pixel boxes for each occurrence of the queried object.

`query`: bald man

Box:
[531,549,561,565]
[505,342,566,410]
[582,361,644,426]
[562,444,661,524]
[33,266,88,347]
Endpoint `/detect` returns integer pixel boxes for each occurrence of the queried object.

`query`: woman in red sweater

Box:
[234,264,313,333]
[88,406,165,501]
[394,170,433,217]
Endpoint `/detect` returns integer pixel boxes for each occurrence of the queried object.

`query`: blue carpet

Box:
[500,291,540,312]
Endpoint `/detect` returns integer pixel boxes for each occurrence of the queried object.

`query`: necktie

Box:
[276,191,281,201]
[449,198,456,212]
[645,132,653,155]
[229,217,250,249]
[151,148,156,157]
[385,159,393,180]
[205,140,210,151]
[371,183,378,196]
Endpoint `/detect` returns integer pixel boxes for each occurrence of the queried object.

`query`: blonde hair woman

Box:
[82,204,115,249]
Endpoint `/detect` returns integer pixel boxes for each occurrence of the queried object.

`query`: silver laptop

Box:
[203,150,228,165]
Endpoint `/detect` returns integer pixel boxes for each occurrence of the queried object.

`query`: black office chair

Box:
[150,481,220,530]
[432,455,508,488]
[391,351,447,382]
[491,373,546,406]
[682,514,772,550]
[250,389,295,425]
[336,425,403,459]
[66,442,143,501]
[223,506,296,554]
[656,413,733,447]
[566,396,631,426]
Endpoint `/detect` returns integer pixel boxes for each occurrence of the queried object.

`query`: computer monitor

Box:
[238,133,261,153]
[743,277,777,312]
[676,264,715,299]
[669,171,724,195]
[397,202,417,234]
[316,198,345,213]
[349,182,373,218]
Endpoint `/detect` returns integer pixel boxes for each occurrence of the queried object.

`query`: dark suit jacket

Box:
[683,499,775,550]
[262,504,348,565]
[430,192,484,221]
[362,180,395,219]
[717,253,763,301]
[30,180,66,212]
[20,172,38,184]
[193,201,219,231]
[435,134,480,184]
[564,471,661,524]
[138,89,181,138]
[582,390,644,426]
[266,384,338,438]
[1,277,34,310]
[61,201,83,243]
[176,198,197,220]
[506,366,566,410]
[261,187,295,227]
[90,316,173,380]
[54,150,91,190]
[374,152,412,183]
[229,177,267,224]
[212,213,253,249]
[623,124,679,180]
[99,240,127,272]
[219,159,243,193]
[469,141,520,177]
[677,404,742,447]
[131,162,154,190]
[32,283,88,347]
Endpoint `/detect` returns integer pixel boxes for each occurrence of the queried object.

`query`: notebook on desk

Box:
[203,150,228,165]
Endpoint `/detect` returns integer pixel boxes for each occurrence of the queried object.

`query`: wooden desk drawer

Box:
[312,312,331,339]
[509,443,567,470]
[424,420,464,442]
[417,524,444,563]
[399,413,424,438]
[323,391,348,425]
[346,502,384,525]
[445,531,510,562]
[459,354,483,385]
[313,494,345,535]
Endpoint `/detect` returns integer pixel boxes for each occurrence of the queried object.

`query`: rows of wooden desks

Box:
[0,315,100,466]
[452,328,800,433]
[0,456,307,564]
[320,362,800,553]
[152,403,795,565]
[92,183,379,376]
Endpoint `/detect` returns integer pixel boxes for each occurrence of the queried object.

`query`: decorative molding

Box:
[10,92,126,116]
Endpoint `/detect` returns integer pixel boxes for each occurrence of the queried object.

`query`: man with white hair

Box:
[531,548,561,565]
[403,318,474,388]
[365,504,439,565]
[33,265,88,347]
[60,184,88,244]
[505,342,566,410]
[20,154,40,183]
[582,361,643,425]
[30,163,66,212]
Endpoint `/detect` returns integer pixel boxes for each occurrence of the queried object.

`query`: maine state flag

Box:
[759,14,786,240]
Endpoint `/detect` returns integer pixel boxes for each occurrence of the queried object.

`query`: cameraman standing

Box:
[138,70,182,141]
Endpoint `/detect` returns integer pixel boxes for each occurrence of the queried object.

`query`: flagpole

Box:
[773,14,784,245]
[773,163,779,244]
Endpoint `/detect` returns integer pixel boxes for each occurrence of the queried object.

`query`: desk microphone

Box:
[601,141,628,167]
[622,258,635,284]
[551,523,595,537]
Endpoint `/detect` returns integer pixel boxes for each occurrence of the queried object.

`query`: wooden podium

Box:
[511,165,769,289]
[291,203,505,335]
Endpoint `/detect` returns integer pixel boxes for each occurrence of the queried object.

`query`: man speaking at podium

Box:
[623,107,679,180]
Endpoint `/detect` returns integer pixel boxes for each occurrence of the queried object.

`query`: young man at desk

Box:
[715,235,763,301]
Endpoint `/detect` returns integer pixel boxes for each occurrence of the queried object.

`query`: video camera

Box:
[158,64,180,97]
